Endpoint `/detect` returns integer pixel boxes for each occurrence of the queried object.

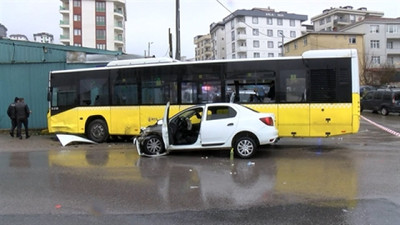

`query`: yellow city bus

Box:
[47,49,360,142]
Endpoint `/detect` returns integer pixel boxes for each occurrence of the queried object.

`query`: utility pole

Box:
[168,28,173,58]
[280,31,285,56]
[175,0,181,60]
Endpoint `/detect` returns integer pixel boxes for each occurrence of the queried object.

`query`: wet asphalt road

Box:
[0,112,399,225]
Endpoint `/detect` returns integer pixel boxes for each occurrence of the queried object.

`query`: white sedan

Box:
[134,102,278,159]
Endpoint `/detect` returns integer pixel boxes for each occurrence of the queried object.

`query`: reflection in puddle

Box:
[46,149,358,211]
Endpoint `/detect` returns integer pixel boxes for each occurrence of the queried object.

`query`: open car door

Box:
[161,102,170,150]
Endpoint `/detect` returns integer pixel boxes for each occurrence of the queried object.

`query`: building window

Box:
[73,29,81,36]
[232,43,235,53]
[231,31,235,41]
[387,25,399,33]
[231,20,234,30]
[73,0,81,7]
[237,16,245,23]
[278,30,283,37]
[267,41,274,48]
[370,25,379,33]
[267,18,273,25]
[96,29,106,40]
[232,54,236,59]
[326,16,331,23]
[387,41,393,49]
[370,40,380,48]
[290,19,295,26]
[252,17,258,24]
[253,40,260,48]
[268,53,274,57]
[96,16,106,26]
[303,37,308,46]
[254,52,260,58]
[371,56,380,65]
[267,29,273,37]
[277,18,283,26]
[73,14,81,21]
[387,57,394,65]
[294,41,298,49]
[73,43,82,47]
[349,36,356,44]
[290,31,296,38]
[95,1,106,12]
[350,15,355,22]
[252,29,259,36]
[97,44,106,50]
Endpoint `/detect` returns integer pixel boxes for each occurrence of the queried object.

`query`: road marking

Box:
[361,116,400,137]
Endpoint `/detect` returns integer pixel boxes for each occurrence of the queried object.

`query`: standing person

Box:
[15,98,31,139]
[7,97,19,137]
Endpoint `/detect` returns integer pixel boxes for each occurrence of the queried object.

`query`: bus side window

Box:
[280,70,306,103]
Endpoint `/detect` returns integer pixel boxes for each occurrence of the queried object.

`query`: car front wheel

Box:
[142,135,165,155]
[381,107,389,116]
[234,136,257,159]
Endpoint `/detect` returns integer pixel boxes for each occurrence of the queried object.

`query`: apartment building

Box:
[341,17,400,69]
[0,23,7,38]
[9,34,28,41]
[210,8,307,59]
[210,22,226,59]
[33,32,54,43]
[311,6,384,31]
[194,34,212,61]
[59,0,126,52]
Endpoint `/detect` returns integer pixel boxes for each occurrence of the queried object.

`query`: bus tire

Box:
[87,119,109,143]
[234,136,257,159]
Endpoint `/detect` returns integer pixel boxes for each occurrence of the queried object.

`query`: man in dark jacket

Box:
[15,98,31,139]
[7,97,19,137]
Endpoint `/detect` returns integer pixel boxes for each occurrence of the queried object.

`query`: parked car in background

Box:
[134,102,278,159]
[360,85,376,97]
[361,88,400,115]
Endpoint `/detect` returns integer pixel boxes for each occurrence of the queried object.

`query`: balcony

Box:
[60,20,69,28]
[236,22,246,28]
[114,21,124,31]
[386,48,400,55]
[237,46,247,53]
[237,34,247,40]
[114,35,124,44]
[333,18,351,26]
[387,33,400,39]
[59,6,69,14]
[60,34,70,43]
[114,9,124,19]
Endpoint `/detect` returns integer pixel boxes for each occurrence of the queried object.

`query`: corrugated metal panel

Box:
[0,39,123,130]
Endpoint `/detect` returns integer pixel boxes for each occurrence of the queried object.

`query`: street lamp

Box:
[148,42,154,57]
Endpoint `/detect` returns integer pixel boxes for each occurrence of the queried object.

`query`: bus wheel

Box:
[142,135,165,155]
[234,136,257,159]
[87,119,109,143]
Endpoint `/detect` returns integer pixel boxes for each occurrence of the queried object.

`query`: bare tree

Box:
[361,54,396,86]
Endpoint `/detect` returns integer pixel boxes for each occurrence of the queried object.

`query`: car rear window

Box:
[206,106,237,120]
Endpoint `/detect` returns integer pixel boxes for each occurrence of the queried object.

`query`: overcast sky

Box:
[0,0,399,58]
